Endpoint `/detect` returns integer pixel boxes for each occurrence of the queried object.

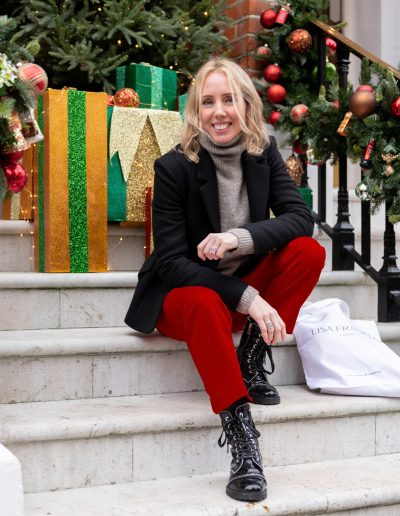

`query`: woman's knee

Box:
[288,237,326,269]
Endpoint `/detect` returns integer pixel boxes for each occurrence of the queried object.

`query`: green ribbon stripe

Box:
[68,91,89,273]
[37,96,45,272]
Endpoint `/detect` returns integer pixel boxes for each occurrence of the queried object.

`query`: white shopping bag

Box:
[293,298,400,397]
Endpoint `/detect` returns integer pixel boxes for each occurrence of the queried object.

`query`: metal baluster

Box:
[378,198,400,321]
[317,32,327,223]
[332,44,354,270]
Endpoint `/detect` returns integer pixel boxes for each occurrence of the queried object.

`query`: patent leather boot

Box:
[218,403,267,501]
[237,317,280,405]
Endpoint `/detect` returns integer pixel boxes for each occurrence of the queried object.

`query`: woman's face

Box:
[199,71,245,144]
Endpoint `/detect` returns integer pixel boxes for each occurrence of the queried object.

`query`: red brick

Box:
[235,15,262,38]
[225,1,249,21]
[230,35,258,58]
[223,25,235,40]
[249,0,277,16]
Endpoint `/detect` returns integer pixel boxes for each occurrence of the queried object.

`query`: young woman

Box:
[125,57,325,502]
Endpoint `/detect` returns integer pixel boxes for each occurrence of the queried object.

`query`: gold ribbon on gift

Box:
[109,107,182,224]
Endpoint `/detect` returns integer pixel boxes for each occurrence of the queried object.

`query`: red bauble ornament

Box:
[356,84,374,93]
[390,97,400,117]
[114,88,140,108]
[292,140,308,155]
[326,38,337,51]
[18,63,48,96]
[2,160,28,193]
[264,64,282,83]
[290,103,310,125]
[288,29,312,53]
[107,95,114,106]
[4,150,24,161]
[267,84,286,103]
[332,100,339,109]
[267,111,281,127]
[256,45,272,60]
[260,9,277,28]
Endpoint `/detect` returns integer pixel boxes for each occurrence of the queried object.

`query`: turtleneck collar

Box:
[198,131,245,161]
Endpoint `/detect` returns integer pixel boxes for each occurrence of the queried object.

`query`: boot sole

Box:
[226,486,267,502]
[250,395,280,405]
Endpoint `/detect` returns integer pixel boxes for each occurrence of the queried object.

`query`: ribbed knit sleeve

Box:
[236,285,259,314]
[227,228,255,256]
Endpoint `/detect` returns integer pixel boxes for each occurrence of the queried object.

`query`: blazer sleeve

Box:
[242,137,314,255]
[152,156,249,311]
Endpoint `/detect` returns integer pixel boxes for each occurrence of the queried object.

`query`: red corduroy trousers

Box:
[156,236,325,414]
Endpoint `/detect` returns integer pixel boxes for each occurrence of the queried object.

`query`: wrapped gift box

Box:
[113,63,177,111]
[107,106,182,227]
[35,89,108,272]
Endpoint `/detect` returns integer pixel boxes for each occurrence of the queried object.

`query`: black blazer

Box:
[125,136,314,333]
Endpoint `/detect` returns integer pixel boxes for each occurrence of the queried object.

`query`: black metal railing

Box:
[311,21,400,322]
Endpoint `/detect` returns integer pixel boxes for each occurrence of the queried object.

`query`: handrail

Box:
[312,20,400,80]
[309,20,400,322]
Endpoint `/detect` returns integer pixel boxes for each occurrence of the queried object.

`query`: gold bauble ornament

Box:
[285,154,303,187]
[349,91,377,118]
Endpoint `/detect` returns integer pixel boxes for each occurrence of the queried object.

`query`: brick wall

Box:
[224,0,272,77]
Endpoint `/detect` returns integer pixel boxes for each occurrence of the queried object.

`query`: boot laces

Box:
[247,334,275,377]
[218,412,261,463]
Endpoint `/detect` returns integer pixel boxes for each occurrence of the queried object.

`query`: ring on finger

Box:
[266,321,274,331]
[209,246,218,254]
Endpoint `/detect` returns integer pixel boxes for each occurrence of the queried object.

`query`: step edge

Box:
[2,387,400,445]
[0,270,374,289]
[23,454,400,516]
[0,271,138,289]
[0,329,297,357]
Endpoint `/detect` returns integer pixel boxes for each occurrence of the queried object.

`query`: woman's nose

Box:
[214,101,226,115]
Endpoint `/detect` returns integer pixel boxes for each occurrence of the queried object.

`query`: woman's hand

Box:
[248,295,286,345]
[197,232,239,261]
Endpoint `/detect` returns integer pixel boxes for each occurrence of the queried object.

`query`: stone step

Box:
[0,220,145,272]
[1,323,399,404]
[2,219,398,274]
[24,453,400,516]
[2,386,400,493]
[0,270,377,330]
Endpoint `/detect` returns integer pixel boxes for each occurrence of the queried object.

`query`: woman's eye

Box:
[202,98,213,106]
[224,96,233,104]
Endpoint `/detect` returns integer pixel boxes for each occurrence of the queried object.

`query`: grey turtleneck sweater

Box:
[198,132,259,313]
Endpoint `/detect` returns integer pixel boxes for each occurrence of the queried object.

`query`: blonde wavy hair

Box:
[181,57,269,162]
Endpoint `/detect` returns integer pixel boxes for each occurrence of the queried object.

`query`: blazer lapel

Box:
[196,149,221,232]
[242,152,270,222]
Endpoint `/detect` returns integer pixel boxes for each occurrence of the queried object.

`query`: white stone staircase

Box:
[1,220,400,515]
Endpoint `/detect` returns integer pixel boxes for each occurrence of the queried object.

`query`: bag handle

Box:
[297,298,350,323]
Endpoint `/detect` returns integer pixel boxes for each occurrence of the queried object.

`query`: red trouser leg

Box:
[231,236,326,333]
[156,237,325,414]
[156,286,251,414]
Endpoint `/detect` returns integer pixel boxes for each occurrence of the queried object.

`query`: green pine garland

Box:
[254,1,400,223]
[0,15,36,153]
[346,60,400,223]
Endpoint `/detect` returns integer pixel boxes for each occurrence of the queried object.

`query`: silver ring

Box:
[266,322,274,330]
[209,246,217,254]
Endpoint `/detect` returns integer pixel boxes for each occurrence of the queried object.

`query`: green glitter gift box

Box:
[113,63,177,111]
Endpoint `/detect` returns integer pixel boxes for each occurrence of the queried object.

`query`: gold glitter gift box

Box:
[107,106,182,224]
[34,89,108,272]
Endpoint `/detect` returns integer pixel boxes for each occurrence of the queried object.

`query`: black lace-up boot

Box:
[237,317,280,405]
[218,403,267,501]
